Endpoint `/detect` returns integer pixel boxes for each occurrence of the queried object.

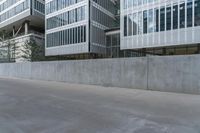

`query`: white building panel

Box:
[121,0,200,50]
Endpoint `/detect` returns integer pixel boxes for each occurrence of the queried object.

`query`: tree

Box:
[6,40,17,62]
[21,39,45,62]
[0,30,7,41]
[0,30,45,62]
[0,31,17,62]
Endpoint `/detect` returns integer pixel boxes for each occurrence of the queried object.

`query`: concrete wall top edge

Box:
[1,54,200,65]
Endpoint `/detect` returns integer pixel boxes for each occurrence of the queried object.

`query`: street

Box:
[0,78,200,133]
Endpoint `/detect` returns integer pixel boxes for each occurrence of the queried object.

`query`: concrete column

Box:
[13,26,15,37]
[24,21,30,35]
[2,30,5,40]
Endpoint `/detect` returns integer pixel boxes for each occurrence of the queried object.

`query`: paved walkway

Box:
[0,78,200,133]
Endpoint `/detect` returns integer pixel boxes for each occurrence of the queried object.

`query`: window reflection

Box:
[123,0,200,37]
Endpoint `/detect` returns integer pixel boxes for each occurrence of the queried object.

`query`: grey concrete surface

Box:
[0,78,200,133]
[148,55,200,94]
[0,55,200,94]
[0,58,148,90]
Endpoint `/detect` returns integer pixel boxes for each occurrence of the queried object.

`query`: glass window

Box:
[138,0,142,5]
[138,11,143,34]
[128,0,133,8]
[160,7,165,31]
[148,9,154,33]
[149,0,153,3]
[143,10,148,34]
[124,15,127,36]
[133,13,138,35]
[187,0,193,27]
[180,2,185,28]
[83,26,86,42]
[143,0,147,5]
[46,6,86,30]
[128,14,133,36]
[124,0,127,9]
[195,0,200,26]
[155,8,159,32]
[106,36,111,47]
[74,28,77,44]
[77,26,81,43]
[133,0,138,7]
[166,6,172,30]
[80,26,84,42]
[173,4,178,29]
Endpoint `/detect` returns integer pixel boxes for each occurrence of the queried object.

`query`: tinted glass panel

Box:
[180,3,185,28]
[143,10,147,34]
[173,4,178,29]
[160,7,165,31]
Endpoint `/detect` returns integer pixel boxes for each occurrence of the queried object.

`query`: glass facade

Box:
[124,0,159,9]
[0,0,29,23]
[34,0,45,14]
[106,33,122,58]
[46,0,118,56]
[47,6,86,30]
[93,0,116,15]
[0,0,24,12]
[0,0,45,23]
[187,0,193,27]
[180,2,185,28]
[173,4,178,29]
[195,0,200,26]
[123,0,200,37]
[166,6,171,30]
[46,1,87,48]
[124,15,127,36]
[46,25,86,47]
[90,0,118,55]
[143,10,147,34]
[46,0,84,15]
[148,9,154,33]
[160,7,165,31]
[155,8,159,32]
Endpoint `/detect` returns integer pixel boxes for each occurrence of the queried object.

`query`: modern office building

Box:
[121,0,200,55]
[0,0,45,62]
[45,0,119,57]
[1,0,199,62]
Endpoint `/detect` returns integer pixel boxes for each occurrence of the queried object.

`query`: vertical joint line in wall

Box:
[147,56,149,90]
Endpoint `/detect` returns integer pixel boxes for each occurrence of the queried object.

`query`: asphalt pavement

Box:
[0,78,200,133]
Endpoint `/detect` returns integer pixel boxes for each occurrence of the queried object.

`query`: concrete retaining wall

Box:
[0,55,199,94]
[148,55,200,94]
